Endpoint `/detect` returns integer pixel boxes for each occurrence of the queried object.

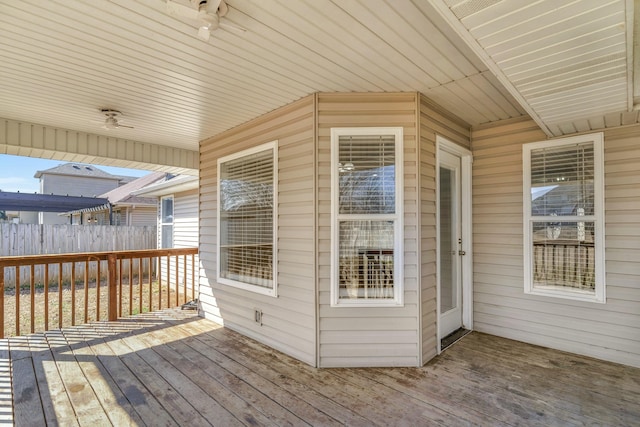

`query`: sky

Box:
[0,154,150,193]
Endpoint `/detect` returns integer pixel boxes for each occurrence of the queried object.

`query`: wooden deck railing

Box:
[0,248,198,338]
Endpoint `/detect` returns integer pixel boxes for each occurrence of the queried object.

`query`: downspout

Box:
[109,203,113,226]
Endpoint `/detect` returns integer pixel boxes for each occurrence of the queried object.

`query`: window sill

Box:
[218,276,277,297]
[525,286,605,304]
[331,299,404,308]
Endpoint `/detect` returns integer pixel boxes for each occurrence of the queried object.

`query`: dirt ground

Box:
[3,281,192,337]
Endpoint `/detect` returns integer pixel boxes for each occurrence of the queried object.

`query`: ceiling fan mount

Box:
[166,0,245,41]
[99,109,133,130]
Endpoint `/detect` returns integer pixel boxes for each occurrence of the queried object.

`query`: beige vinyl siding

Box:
[419,94,471,363]
[174,189,199,248]
[199,96,317,366]
[471,118,640,368]
[175,189,199,296]
[41,174,120,197]
[317,92,420,367]
[129,206,157,226]
[158,189,199,295]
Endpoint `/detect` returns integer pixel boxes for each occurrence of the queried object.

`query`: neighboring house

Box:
[64,171,168,226]
[3,211,37,224]
[133,174,199,298]
[34,163,133,224]
[131,174,198,249]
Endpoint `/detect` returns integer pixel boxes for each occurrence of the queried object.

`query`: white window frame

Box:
[217,141,278,297]
[523,132,605,303]
[160,195,174,249]
[330,127,404,307]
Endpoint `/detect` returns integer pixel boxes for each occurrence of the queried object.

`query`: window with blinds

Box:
[217,142,277,296]
[523,133,605,303]
[160,196,173,248]
[331,128,403,306]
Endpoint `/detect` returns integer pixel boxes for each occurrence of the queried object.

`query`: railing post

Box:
[0,267,4,339]
[107,254,118,321]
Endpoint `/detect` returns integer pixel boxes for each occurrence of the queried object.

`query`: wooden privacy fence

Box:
[0,247,198,338]
[0,224,157,285]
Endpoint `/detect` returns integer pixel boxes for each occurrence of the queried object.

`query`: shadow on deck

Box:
[2,309,639,426]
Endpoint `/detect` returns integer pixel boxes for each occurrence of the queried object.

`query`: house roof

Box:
[113,175,139,185]
[34,163,119,180]
[0,0,637,167]
[62,171,169,216]
[98,171,168,206]
[132,175,199,197]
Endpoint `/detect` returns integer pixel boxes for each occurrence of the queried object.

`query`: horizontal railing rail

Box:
[0,247,198,338]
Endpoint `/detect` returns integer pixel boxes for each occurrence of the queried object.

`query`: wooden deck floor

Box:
[2,309,639,426]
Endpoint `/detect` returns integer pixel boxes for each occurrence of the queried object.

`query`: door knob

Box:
[458,250,466,256]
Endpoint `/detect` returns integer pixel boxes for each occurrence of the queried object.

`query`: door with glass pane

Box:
[439,150,463,338]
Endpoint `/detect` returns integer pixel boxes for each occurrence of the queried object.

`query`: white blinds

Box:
[529,141,596,291]
[219,148,274,289]
[338,135,395,215]
[530,142,594,216]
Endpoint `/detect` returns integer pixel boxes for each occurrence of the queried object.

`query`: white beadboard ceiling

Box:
[432,0,637,136]
[0,0,636,162]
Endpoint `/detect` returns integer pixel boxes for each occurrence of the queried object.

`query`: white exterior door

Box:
[438,150,463,338]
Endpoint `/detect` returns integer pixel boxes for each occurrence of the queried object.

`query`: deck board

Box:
[0,340,13,425]
[62,326,143,426]
[73,323,177,426]
[10,336,46,427]
[152,328,307,426]
[438,335,639,425]
[111,325,244,427]
[28,333,79,426]
[177,320,373,426]
[46,329,112,426]
[3,308,639,426]
[168,322,345,426]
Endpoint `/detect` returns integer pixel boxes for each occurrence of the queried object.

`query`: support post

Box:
[0,267,4,339]
[107,253,118,321]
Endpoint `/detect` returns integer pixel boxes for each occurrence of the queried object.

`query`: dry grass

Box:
[3,280,194,337]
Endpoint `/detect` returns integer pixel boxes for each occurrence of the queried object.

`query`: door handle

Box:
[458,250,466,256]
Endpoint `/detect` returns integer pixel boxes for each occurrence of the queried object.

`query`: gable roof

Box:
[62,171,168,216]
[99,171,168,206]
[132,175,199,197]
[34,163,119,180]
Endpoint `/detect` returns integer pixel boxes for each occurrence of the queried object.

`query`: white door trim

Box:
[436,135,473,354]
